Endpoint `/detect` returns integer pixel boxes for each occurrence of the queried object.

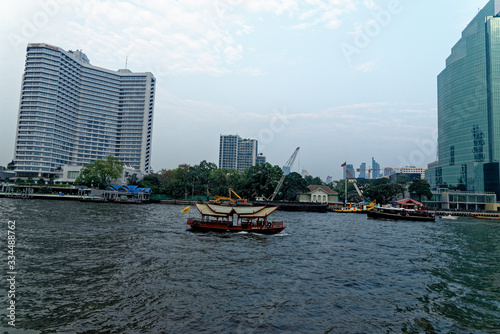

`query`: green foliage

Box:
[75,156,124,189]
[408,178,433,202]
[280,172,308,201]
[240,163,283,200]
[365,178,405,204]
[38,186,53,194]
[396,174,411,186]
[304,175,324,186]
[38,178,46,185]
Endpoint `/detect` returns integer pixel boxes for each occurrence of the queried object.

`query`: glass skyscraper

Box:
[13,43,155,178]
[427,0,500,196]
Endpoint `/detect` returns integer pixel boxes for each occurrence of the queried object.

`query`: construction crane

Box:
[345,169,365,202]
[356,168,385,180]
[269,147,300,201]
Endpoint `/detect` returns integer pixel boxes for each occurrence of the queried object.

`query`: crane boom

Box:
[270,147,300,201]
[345,169,365,202]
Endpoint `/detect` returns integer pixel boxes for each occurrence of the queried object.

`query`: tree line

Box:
[2,156,432,204]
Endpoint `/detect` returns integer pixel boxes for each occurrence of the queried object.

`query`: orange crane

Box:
[356,168,385,180]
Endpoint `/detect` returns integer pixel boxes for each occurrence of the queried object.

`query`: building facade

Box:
[343,164,355,179]
[358,163,367,179]
[13,43,155,178]
[219,135,259,172]
[372,157,381,179]
[426,1,500,197]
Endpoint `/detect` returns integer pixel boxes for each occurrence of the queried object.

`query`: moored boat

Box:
[367,207,435,222]
[474,215,500,220]
[186,203,286,234]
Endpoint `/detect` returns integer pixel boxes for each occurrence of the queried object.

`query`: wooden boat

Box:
[186,203,286,234]
[367,207,435,222]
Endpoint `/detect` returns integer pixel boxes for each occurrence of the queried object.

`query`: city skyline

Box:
[0,0,491,180]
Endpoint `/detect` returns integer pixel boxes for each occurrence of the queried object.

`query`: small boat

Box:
[367,207,435,222]
[474,215,500,220]
[186,203,286,234]
[332,200,376,214]
[441,215,458,220]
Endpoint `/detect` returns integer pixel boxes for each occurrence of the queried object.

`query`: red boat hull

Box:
[187,219,285,235]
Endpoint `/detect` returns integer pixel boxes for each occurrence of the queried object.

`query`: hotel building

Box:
[426,0,500,197]
[219,135,259,173]
[13,43,155,178]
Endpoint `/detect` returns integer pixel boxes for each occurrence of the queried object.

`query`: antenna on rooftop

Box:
[125,56,128,69]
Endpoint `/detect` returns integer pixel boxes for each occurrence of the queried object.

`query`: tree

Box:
[365,178,405,204]
[396,174,411,187]
[280,172,308,201]
[38,178,46,186]
[409,178,433,202]
[75,156,124,189]
[304,175,324,186]
[240,163,282,200]
[138,174,162,193]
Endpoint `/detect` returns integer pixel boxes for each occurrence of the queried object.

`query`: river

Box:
[0,199,499,333]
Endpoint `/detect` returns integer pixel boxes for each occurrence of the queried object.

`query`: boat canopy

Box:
[394,198,423,207]
[195,204,278,218]
[238,206,278,218]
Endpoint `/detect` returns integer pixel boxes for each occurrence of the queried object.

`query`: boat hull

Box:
[187,219,286,235]
[367,210,435,222]
[253,201,329,213]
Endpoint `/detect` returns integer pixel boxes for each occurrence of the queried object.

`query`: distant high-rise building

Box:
[326,176,333,184]
[219,135,258,172]
[426,0,500,196]
[372,158,381,179]
[13,43,155,178]
[359,162,367,179]
[256,153,266,165]
[344,164,355,179]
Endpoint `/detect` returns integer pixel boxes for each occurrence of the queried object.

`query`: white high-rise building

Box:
[219,135,258,172]
[13,43,155,178]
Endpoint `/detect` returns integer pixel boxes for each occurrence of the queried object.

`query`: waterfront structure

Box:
[422,189,499,211]
[13,43,155,179]
[298,185,339,203]
[426,1,500,197]
[219,135,258,172]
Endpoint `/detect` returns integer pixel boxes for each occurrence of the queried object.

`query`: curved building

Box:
[428,0,500,195]
[13,43,155,178]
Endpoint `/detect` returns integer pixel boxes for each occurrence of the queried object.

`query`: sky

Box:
[0,0,491,180]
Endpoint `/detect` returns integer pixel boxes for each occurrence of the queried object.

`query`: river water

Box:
[0,198,499,333]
